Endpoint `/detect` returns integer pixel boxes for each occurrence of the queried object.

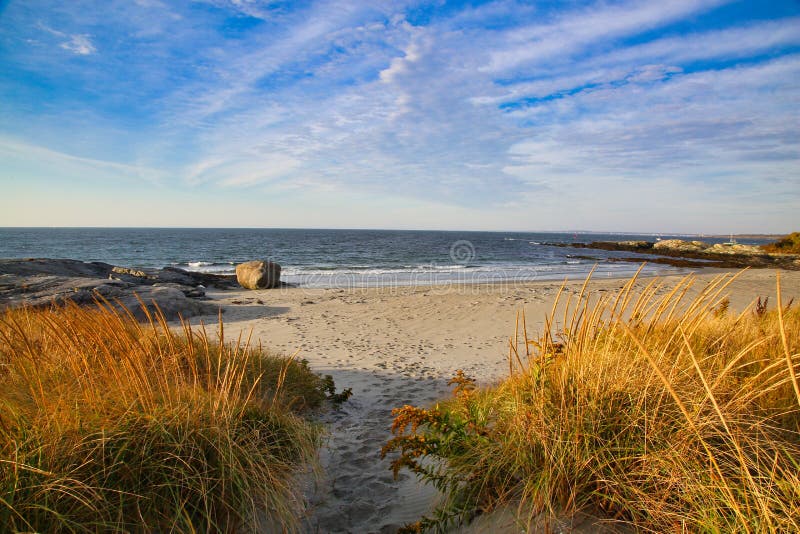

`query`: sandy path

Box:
[189,269,799,533]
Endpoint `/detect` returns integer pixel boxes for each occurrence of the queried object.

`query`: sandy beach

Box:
[185,268,800,533]
[5,0,798,529]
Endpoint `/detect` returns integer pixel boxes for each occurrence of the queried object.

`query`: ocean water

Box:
[0,228,769,288]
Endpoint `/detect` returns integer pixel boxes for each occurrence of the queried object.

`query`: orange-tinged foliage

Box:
[385,270,800,533]
[0,300,329,533]
[761,232,800,254]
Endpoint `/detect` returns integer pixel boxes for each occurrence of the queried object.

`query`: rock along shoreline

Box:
[552,239,800,270]
[0,258,241,320]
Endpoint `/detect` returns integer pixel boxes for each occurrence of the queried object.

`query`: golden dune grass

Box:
[385,270,800,533]
[0,299,328,533]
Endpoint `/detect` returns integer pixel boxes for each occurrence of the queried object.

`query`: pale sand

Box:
[189,269,800,533]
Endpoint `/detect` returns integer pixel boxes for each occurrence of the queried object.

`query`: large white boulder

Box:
[235,260,281,289]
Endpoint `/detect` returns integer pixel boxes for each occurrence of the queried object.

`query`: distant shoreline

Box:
[703,234,784,239]
[0,226,788,238]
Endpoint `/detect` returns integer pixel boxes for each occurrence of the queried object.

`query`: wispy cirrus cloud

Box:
[472,14,800,107]
[503,54,800,200]
[37,23,97,55]
[483,0,730,73]
[161,0,800,223]
[0,137,166,185]
[1,0,798,232]
[191,153,301,188]
[60,33,96,55]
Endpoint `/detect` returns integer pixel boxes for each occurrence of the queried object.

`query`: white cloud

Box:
[484,0,729,73]
[470,17,800,107]
[38,23,97,55]
[0,137,165,184]
[627,64,682,83]
[379,42,421,83]
[6,0,798,231]
[503,54,800,201]
[161,2,798,219]
[134,0,167,7]
[218,154,300,187]
[171,1,384,121]
[199,0,283,21]
[184,152,300,188]
[59,34,96,55]
[603,16,800,66]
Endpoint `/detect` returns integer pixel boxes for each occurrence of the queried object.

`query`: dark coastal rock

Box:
[155,266,210,287]
[0,258,237,320]
[0,258,114,278]
[153,282,206,298]
[0,259,236,289]
[617,240,652,249]
[557,241,799,270]
[118,286,213,321]
[236,260,281,289]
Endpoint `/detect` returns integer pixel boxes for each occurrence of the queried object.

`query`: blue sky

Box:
[1,0,798,233]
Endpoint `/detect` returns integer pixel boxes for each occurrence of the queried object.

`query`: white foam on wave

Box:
[179,261,236,274]
[176,258,672,286]
[281,264,473,277]
[428,264,467,271]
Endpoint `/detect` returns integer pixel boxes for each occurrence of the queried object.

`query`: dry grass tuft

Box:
[384,270,800,533]
[0,299,331,533]
[761,232,800,254]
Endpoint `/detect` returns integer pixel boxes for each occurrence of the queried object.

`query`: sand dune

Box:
[192,269,800,533]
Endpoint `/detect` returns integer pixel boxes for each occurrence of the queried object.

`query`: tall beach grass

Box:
[0,299,331,533]
[384,269,800,532]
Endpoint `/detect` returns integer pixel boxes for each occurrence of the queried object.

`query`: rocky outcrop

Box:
[111,266,155,279]
[556,240,799,270]
[236,260,281,290]
[0,258,238,320]
[653,239,708,252]
[651,239,764,256]
[708,243,763,255]
[1,258,114,278]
